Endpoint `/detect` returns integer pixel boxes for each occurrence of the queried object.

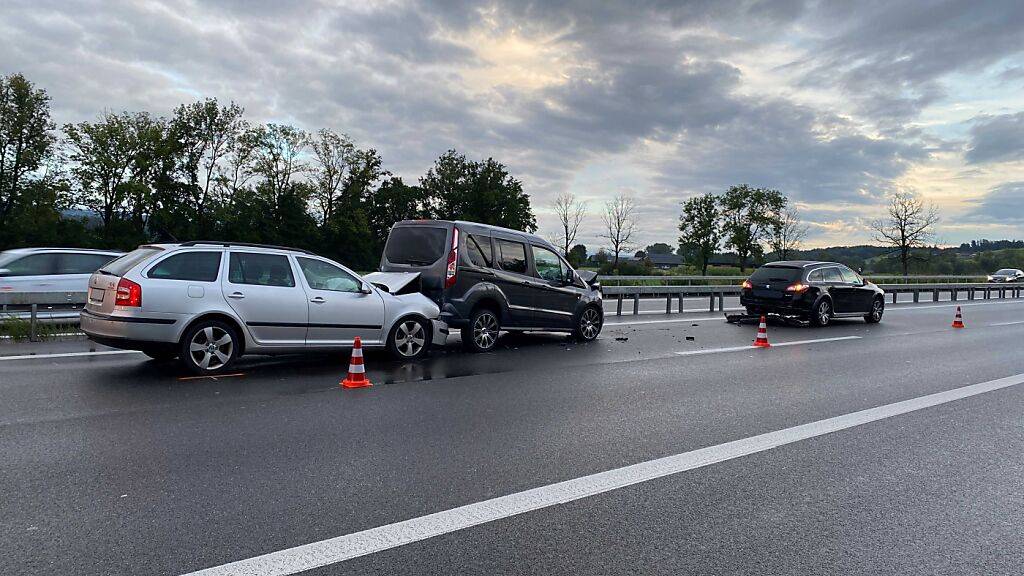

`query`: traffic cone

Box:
[753,315,771,348]
[952,306,965,329]
[341,336,372,388]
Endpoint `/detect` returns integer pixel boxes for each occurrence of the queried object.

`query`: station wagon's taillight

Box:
[741,279,752,289]
[444,227,459,289]
[785,282,809,293]
[116,278,142,307]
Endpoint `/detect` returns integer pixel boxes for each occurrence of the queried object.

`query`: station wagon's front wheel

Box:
[387,318,431,360]
[180,320,239,375]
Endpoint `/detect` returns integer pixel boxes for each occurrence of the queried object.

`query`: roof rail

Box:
[178,241,316,255]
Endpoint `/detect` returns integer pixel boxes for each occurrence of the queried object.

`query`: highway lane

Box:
[1,299,1023,575]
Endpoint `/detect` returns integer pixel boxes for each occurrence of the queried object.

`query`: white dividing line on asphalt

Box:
[990,320,1024,326]
[606,316,724,326]
[673,335,861,357]
[887,299,1024,312]
[0,350,141,362]
[182,361,1024,576]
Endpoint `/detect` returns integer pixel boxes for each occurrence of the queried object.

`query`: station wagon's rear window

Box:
[101,247,163,277]
[749,266,801,283]
[384,226,447,265]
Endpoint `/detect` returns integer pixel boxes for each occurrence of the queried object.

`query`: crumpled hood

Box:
[363,271,422,294]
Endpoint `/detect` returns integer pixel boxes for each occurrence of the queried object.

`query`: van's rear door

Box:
[379,224,451,302]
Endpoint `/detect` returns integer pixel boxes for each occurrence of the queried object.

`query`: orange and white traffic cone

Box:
[753,315,771,348]
[341,336,372,388]
[952,306,965,329]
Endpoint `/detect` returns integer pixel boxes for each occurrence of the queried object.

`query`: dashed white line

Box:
[674,335,861,356]
[0,350,141,361]
[180,371,1024,576]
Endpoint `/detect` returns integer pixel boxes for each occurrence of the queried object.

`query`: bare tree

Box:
[601,194,636,268]
[869,191,940,276]
[770,206,809,260]
[309,128,356,225]
[552,192,586,256]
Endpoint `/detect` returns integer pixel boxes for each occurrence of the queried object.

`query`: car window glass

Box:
[750,266,801,283]
[466,234,492,267]
[59,253,117,274]
[838,266,860,284]
[496,239,528,274]
[532,246,564,282]
[384,226,448,265]
[807,269,824,283]
[297,258,361,292]
[228,253,295,287]
[3,253,58,276]
[822,267,844,283]
[101,247,163,276]
[148,252,222,282]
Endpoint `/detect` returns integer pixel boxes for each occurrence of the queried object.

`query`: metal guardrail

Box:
[1,292,88,342]
[603,283,1024,316]
[599,274,989,286]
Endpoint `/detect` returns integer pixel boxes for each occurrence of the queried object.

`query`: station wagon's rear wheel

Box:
[387,317,431,360]
[462,308,499,353]
[810,299,832,327]
[573,306,603,341]
[180,320,238,375]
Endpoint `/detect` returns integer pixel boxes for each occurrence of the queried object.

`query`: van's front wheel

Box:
[462,308,500,353]
[573,306,603,341]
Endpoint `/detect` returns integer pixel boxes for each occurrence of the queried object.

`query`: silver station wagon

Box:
[81,242,446,374]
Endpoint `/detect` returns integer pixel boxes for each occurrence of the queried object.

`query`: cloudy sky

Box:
[3,0,1023,249]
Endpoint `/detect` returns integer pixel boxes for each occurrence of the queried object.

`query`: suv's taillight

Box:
[785,282,809,293]
[741,279,752,289]
[116,278,142,307]
[444,227,460,289]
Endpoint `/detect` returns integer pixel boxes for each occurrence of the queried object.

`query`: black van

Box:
[380,220,603,352]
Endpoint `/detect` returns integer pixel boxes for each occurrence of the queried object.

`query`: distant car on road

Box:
[380,220,604,352]
[987,269,1023,283]
[0,248,122,293]
[80,242,446,374]
[740,261,885,326]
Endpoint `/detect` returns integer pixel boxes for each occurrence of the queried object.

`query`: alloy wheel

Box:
[189,326,233,371]
[871,299,884,321]
[818,301,832,325]
[394,320,427,357]
[580,308,601,340]
[473,312,498,350]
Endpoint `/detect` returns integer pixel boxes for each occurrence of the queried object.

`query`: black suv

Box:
[380,220,603,351]
[740,261,885,326]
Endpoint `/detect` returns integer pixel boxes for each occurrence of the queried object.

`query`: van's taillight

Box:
[741,279,752,289]
[444,227,460,289]
[116,278,142,307]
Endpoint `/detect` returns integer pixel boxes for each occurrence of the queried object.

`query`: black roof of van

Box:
[393,220,558,251]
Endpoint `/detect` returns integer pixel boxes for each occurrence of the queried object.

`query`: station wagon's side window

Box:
[296,257,361,292]
[59,253,117,274]
[807,269,824,283]
[466,234,492,268]
[3,253,58,276]
[838,266,860,284]
[531,245,565,282]
[496,239,528,274]
[228,253,295,287]
[822,267,844,283]
[148,252,222,282]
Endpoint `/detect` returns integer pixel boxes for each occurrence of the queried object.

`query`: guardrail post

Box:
[951,288,957,301]
[633,294,640,315]
[968,288,974,300]
[913,290,919,303]
[933,289,938,302]
[666,295,672,314]
[677,294,684,313]
[892,291,897,304]
[616,295,623,316]
[30,304,39,342]
[709,292,715,312]
[718,292,724,311]
[1000,287,1006,299]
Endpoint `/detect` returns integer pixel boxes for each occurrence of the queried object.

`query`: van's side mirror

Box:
[857,267,864,274]
[0,268,10,277]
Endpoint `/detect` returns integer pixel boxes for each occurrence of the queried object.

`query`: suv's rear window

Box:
[101,247,163,277]
[749,266,802,283]
[384,226,448,265]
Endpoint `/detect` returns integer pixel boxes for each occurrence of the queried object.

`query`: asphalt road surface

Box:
[2,298,1024,575]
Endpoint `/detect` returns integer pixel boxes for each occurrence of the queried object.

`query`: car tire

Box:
[573,306,603,341]
[809,298,832,327]
[142,349,177,362]
[179,319,239,375]
[387,317,432,360]
[864,297,884,323]
[461,307,500,353]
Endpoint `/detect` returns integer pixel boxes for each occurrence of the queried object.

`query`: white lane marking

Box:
[606,316,724,326]
[990,320,1024,326]
[181,371,1024,576]
[673,336,861,356]
[888,299,1024,311]
[0,350,141,361]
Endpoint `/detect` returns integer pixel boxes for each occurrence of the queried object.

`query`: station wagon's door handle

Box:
[228,292,245,299]
[310,297,326,304]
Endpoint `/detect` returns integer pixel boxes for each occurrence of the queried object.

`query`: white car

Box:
[0,248,122,293]
[80,242,446,374]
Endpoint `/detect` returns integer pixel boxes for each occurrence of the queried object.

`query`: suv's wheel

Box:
[461,308,500,353]
[573,306,603,341]
[809,298,832,327]
[864,297,884,323]
[387,317,431,360]
[180,320,239,375]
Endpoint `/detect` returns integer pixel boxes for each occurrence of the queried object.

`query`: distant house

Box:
[648,253,683,269]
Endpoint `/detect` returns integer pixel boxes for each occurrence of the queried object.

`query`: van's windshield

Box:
[384,226,448,265]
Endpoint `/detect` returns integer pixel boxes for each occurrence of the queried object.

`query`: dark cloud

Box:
[965,112,1024,164]
[964,182,1024,223]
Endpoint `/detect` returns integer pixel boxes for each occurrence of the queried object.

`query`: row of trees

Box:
[0,73,536,270]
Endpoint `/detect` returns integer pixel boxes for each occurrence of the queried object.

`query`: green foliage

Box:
[567,244,588,267]
[678,192,723,275]
[719,185,786,272]
[599,259,650,275]
[421,150,537,232]
[645,242,673,255]
[0,73,57,231]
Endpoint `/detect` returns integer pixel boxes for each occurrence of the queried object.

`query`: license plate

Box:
[88,287,105,303]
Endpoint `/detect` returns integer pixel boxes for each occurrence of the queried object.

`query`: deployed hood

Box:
[363,271,422,295]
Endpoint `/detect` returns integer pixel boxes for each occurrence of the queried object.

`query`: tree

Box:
[719,185,786,272]
[678,193,723,275]
[367,176,428,246]
[249,123,308,205]
[769,206,809,260]
[421,150,536,232]
[309,128,356,225]
[552,192,586,256]
[568,244,587,267]
[0,73,57,234]
[645,242,673,255]
[600,194,636,268]
[869,191,940,276]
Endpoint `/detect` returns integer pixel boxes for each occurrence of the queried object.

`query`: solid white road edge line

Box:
[673,335,861,356]
[182,360,1024,576]
[0,350,141,361]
